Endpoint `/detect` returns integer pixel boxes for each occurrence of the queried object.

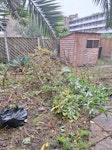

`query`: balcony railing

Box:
[69,27,112,34]
[70,23,106,31]
[69,16,105,27]
[97,29,112,33]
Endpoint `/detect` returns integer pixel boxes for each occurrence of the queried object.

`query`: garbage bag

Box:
[0,106,27,128]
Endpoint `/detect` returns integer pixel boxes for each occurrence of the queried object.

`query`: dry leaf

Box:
[48,120,55,129]
[41,142,49,150]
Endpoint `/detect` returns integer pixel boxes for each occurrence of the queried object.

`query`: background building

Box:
[69,12,112,34]
[64,14,78,30]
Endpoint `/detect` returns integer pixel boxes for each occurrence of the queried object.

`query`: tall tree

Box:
[0,0,63,38]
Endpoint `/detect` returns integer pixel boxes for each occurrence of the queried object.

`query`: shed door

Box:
[76,37,85,66]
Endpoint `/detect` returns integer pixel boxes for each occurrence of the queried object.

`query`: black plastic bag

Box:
[0,106,27,128]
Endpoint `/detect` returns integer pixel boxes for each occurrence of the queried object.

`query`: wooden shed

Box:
[60,32,101,67]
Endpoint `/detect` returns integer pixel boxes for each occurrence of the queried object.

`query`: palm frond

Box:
[93,0,112,28]
[93,0,109,11]
[28,0,57,38]
[1,0,63,38]
[28,0,63,38]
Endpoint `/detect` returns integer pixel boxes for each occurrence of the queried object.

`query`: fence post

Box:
[42,36,45,48]
[38,37,40,47]
[110,50,112,60]
[4,31,10,62]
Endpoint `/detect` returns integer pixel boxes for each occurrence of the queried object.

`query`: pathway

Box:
[90,98,112,150]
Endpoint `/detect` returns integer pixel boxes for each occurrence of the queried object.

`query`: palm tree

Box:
[0,0,63,38]
[93,0,112,28]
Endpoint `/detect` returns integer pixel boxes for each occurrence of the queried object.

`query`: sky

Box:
[56,0,101,17]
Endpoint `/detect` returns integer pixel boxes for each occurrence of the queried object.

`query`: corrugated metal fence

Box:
[0,37,57,62]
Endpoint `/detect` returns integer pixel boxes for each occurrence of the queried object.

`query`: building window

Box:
[94,40,99,48]
[87,40,99,48]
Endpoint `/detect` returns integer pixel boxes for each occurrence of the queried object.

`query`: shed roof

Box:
[60,31,101,39]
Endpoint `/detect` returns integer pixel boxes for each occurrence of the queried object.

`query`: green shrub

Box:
[10,55,30,69]
[57,136,73,150]
[52,69,109,120]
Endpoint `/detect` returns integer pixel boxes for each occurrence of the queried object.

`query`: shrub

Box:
[10,55,30,69]
[52,69,109,120]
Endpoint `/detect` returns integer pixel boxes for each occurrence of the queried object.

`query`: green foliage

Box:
[2,0,63,38]
[101,33,112,38]
[14,50,109,121]
[0,64,9,75]
[1,48,110,121]
[76,141,91,149]
[52,93,81,120]
[57,129,91,150]
[57,136,73,150]
[10,55,30,69]
[55,25,70,37]
[77,129,90,137]
[52,69,109,120]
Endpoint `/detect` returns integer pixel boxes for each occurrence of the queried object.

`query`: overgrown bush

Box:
[51,68,109,119]
[20,49,110,120]
[1,47,110,120]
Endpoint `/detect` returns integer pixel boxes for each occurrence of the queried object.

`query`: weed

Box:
[57,129,91,150]
[76,140,91,149]
[57,136,73,150]
[77,129,90,137]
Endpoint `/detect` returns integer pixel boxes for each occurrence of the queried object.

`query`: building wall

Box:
[69,12,112,34]
[64,14,78,30]
[60,32,100,67]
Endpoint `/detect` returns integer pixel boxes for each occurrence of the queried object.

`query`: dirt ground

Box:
[0,86,89,150]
